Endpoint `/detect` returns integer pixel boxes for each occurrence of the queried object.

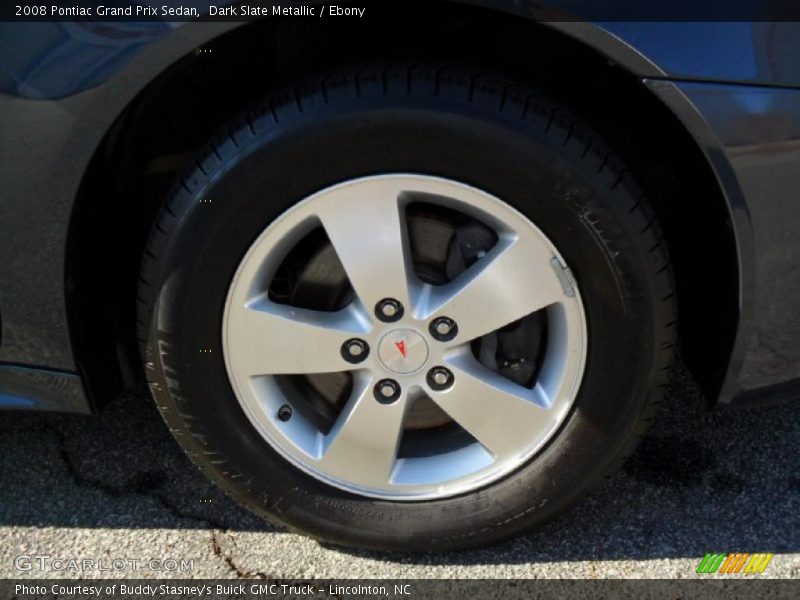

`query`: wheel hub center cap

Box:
[378,329,429,374]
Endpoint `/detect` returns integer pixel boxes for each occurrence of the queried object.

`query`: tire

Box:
[138,64,675,551]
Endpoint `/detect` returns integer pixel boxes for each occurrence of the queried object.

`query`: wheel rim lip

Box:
[222,173,588,501]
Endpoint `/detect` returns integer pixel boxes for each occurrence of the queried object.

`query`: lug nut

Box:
[277,405,293,421]
[435,321,452,335]
[341,338,369,363]
[432,370,449,385]
[429,317,458,341]
[427,366,454,391]
[374,378,401,403]
[375,298,403,322]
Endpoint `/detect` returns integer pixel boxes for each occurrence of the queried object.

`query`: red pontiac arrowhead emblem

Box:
[394,339,407,358]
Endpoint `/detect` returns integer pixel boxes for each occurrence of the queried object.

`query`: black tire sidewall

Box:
[147,98,665,550]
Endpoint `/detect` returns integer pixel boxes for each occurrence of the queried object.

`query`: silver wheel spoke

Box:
[315,181,416,312]
[419,235,566,342]
[227,298,368,376]
[432,352,551,458]
[318,378,407,487]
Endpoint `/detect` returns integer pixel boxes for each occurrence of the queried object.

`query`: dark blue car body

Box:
[2,1,800,414]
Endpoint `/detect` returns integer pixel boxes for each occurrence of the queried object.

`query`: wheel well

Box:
[67,3,738,408]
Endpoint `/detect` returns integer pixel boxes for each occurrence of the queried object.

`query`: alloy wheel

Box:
[222,174,587,500]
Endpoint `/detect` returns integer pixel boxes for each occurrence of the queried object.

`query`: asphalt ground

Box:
[0,363,797,579]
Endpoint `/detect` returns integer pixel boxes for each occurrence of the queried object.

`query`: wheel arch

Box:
[66,3,741,408]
